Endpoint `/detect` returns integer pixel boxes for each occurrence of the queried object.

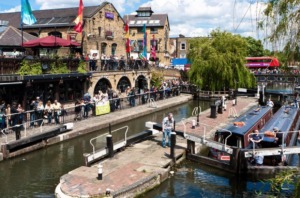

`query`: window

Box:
[137,27,144,34]
[150,39,158,50]
[180,42,186,50]
[98,27,101,36]
[111,43,117,56]
[150,27,158,34]
[101,43,107,55]
[129,20,135,25]
[48,31,62,38]
[137,40,144,51]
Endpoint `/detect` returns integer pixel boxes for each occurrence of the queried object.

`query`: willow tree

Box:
[188,30,256,91]
[263,0,300,65]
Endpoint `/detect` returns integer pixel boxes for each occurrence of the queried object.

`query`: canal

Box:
[0,99,294,197]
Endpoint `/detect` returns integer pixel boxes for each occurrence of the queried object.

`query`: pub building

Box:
[0,2,126,108]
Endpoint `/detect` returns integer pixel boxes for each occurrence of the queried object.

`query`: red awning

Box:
[22,35,81,47]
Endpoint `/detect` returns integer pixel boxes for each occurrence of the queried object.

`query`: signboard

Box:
[105,12,114,19]
[95,101,111,115]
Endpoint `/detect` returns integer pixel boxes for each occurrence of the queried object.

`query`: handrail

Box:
[89,126,129,156]
[192,106,201,117]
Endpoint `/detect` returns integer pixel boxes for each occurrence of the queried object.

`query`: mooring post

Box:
[97,163,103,180]
[106,134,114,158]
[187,139,195,155]
[15,125,21,140]
[170,132,176,161]
[109,123,112,134]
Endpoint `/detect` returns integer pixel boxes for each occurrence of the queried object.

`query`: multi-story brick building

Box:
[170,34,190,59]
[0,2,126,58]
[124,6,171,66]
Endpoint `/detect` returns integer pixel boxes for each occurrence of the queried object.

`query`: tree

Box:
[187,29,256,91]
[242,36,264,57]
[263,0,300,64]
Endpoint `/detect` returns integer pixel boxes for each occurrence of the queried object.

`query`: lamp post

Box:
[197,86,200,126]
[235,80,238,105]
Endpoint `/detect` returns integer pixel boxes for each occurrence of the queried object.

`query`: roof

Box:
[0,26,37,46]
[136,7,153,13]
[219,106,272,136]
[0,2,124,29]
[124,14,169,28]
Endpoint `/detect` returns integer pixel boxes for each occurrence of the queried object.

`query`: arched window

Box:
[112,43,117,56]
[48,31,62,38]
[101,42,107,55]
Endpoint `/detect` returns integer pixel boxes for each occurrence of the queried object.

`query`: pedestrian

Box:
[44,100,53,124]
[267,98,274,107]
[74,99,82,121]
[161,113,174,148]
[249,129,262,149]
[37,101,44,126]
[52,100,61,124]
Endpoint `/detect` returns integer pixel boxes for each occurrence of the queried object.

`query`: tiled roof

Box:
[136,7,153,12]
[124,14,168,27]
[0,2,123,29]
[0,26,37,46]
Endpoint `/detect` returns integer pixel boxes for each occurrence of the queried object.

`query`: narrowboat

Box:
[209,105,273,161]
[243,104,300,175]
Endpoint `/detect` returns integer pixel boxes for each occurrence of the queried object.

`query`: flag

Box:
[74,0,84,33]
[151,34,156,60]
[139,53,146,61]
[124,21,130,53]
[21,0,36,25]
[142,24,147,59]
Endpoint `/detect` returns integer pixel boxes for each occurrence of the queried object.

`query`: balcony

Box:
[0,57,82,75]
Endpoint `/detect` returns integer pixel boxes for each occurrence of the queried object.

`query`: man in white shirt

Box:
[162,113,174,148]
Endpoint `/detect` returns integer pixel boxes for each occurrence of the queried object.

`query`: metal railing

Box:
[0,88,181,142]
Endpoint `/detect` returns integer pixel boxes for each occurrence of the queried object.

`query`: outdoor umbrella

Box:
[22,35,80,47]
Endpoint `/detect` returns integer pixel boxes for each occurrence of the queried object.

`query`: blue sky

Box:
[0,0,272,48]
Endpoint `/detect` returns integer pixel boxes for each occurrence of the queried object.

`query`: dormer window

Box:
[137,12,151,17]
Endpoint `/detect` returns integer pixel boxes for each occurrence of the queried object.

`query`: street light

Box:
[197,86,200,126]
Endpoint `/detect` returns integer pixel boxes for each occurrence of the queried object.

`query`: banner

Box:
[95,101,111,115]
[74,0,84,33]
[21,0,37,25]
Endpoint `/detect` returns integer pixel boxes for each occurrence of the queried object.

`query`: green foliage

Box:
[77,60,88,73]
[50,60,70,74]
[242,36,264,57]
[187,29,256,91]
[17,60,43,75]
[151,70,164,88]
[263,0,300,63]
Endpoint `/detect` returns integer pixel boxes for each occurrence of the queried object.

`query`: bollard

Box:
[15,125,21,140]
[170,132,176,161]
[97,163,103,180]
[106,134,114,158]
[192,120,196,129]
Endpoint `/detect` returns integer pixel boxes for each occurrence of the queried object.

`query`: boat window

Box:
[237,137,242,148]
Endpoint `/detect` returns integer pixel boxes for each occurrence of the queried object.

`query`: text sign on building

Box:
[105,12,114,19]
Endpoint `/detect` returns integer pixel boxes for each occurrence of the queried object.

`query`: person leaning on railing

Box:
[44,100,53,125]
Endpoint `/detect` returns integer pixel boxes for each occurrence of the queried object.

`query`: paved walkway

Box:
[55,97,258,198]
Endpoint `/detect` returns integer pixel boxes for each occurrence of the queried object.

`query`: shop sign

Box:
[105,12,114,19]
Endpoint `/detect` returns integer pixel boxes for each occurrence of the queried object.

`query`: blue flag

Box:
[142,24,147,59]
[21,0,37,25]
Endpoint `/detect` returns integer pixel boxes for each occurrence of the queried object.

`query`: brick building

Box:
[0,2,126,59]
[124,6,171,66]
[169,34,190,59]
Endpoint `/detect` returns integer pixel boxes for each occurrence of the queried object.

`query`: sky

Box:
[0,0,271,47]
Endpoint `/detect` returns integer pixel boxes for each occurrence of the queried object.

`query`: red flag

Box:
[125,21,130,53]
[74,0,83,33]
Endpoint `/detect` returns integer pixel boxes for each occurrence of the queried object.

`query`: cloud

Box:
[140,0,267,39]
[36,0,127,13]
[0,5,21,13]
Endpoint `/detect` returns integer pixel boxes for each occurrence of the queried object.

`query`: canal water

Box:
[0,99,294,197]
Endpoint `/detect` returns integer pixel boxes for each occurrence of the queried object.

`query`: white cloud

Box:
[36,0,127,13]
[140,0,267,39]
[0,5,21,13]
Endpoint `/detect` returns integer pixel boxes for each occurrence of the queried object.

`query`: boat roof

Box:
[217,106,272,136]
[260,105,298,134]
